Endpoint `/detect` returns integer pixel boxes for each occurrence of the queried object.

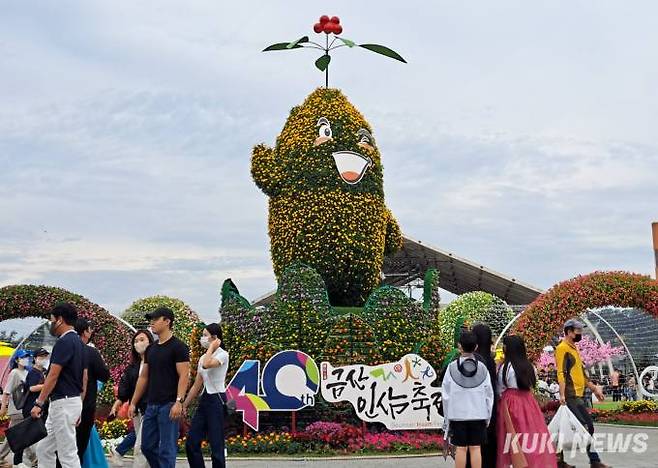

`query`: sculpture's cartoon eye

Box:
[357,128,375,150]
[319,122,332,139]
[315,117,333,146]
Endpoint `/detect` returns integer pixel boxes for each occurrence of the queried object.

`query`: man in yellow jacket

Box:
[555,319,609,468]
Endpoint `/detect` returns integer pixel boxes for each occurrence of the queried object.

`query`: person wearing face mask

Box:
[108,330,153,468]
[0,349,33,468]
[14,348,51,467]
[555,319,609,468]
[129,308,190,468]
[31,302,85,468]
[182,323,229,468]
[23,348,50,417]
[73,318,110,463]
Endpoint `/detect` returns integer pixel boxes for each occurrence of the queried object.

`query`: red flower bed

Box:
[293,421,363,450]
[541,401,658,427]
[290,421,444,453]
[591,410,658,426]
[361,431,444,452]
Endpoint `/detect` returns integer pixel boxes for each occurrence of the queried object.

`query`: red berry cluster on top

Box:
[313,15,342,35]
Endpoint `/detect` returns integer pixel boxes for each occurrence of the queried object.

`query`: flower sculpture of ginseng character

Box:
[251,88,402,306]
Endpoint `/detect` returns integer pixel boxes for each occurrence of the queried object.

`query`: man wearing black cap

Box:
[74,318,110,461]
[24,348,50,419]
[556,319,609,468]
[129,307,189,468]
[31,302,85,468]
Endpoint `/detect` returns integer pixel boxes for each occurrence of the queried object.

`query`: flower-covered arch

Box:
[514,271,658,360]
[122,296,204,379]
[436,291,514,349]
[0,285,134,380]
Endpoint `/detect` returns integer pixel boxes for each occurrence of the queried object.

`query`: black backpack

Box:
[11,380,29,410]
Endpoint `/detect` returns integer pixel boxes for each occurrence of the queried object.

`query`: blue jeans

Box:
[141,402,180,468]
[185,392,226,468]
[115,428,136,456]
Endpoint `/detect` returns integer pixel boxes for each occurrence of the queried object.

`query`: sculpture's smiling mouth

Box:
[332,151,372,184]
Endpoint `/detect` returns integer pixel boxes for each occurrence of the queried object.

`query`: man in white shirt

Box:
[549,380,561,400]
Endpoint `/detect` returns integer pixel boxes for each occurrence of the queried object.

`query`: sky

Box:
[1,1,657,334]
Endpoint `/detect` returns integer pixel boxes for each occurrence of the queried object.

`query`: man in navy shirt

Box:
[31,303,85,468]
[11,348,50,467]
[23,348,49,418]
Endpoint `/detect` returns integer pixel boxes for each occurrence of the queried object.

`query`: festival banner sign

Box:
[227,351,443,431]
[320,354,443,429]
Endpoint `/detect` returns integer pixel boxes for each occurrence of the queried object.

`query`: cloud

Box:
[380,128,656,289]
[0,235,273,316]
[1,1,657,330]
[0,86,276,318]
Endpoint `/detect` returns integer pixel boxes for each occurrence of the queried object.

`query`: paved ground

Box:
[164,425,658,468]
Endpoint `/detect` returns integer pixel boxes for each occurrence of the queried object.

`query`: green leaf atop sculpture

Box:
[263,42,303,51]
[315,54,331,72]
[358,44,406,63]
[263,15,406,87]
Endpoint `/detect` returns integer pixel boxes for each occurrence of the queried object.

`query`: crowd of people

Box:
[538,364,657,405]
[441,319,611,468]
[1,300,653,468]
[0,302,229,468]
[604,368,656,402]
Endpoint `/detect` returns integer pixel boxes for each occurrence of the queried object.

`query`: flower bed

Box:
[541,399,658,427]
[98,417,131,440]
[592,411,658,426]
[361,431,444,452]
[224,422,444,455]
[226,432,299,455]
[590,406,658,426]
[89,417,444,456]
[619,400,657,414]
[292,421,364,452]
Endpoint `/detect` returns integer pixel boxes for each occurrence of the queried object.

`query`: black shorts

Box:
[450,420,487,447]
